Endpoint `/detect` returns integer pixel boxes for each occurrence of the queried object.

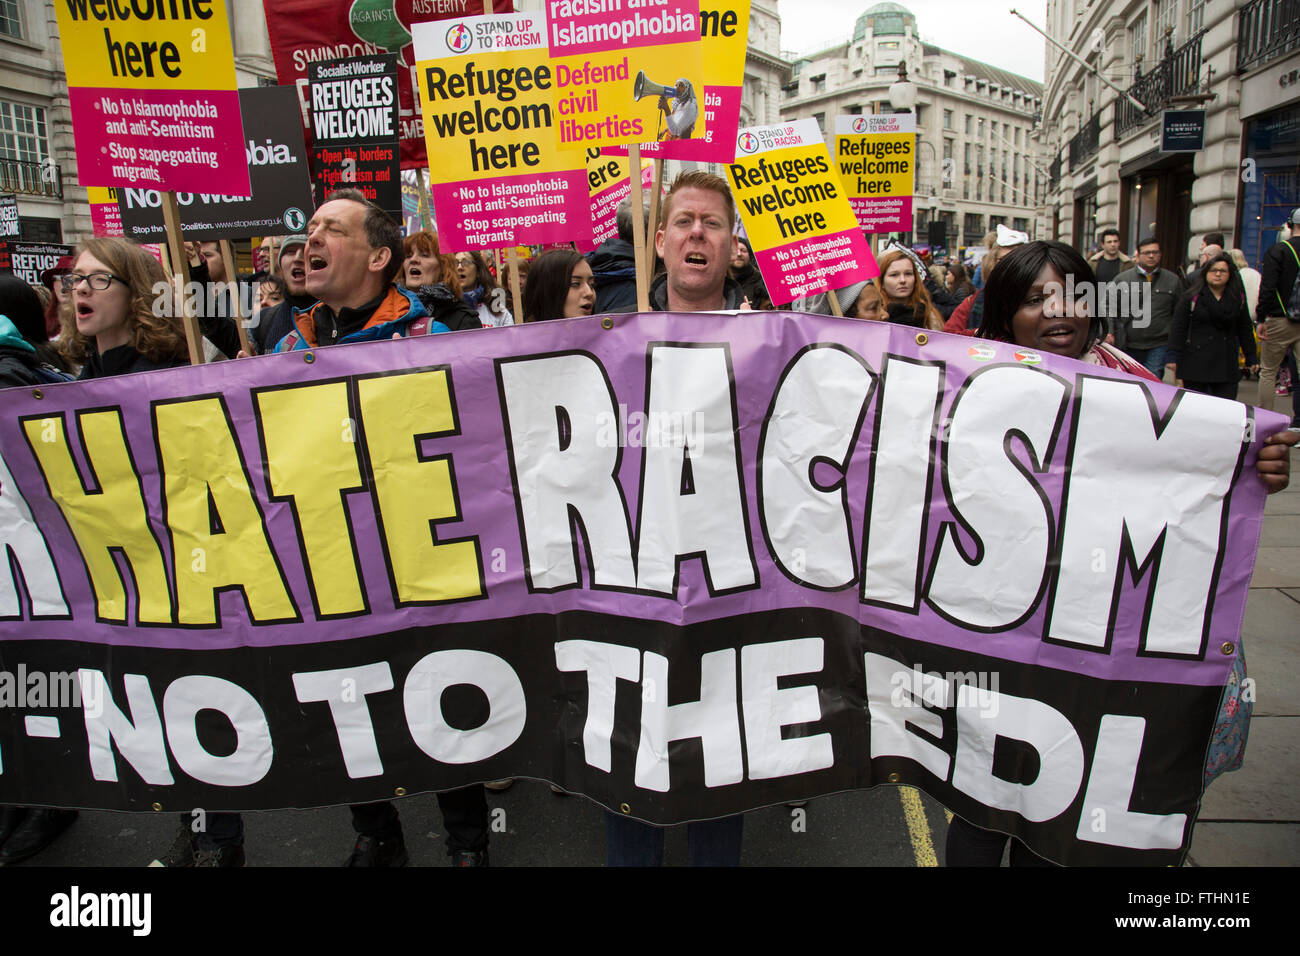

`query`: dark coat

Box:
[1167,288,1257,384]
[1257,236,1300,321]
[78,343,189,380]
[588,237,639,312]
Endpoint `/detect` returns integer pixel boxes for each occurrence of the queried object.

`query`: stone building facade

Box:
[1041,0,1299,270]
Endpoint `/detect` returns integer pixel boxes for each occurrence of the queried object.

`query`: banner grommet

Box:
[915,333,929,346]
[619,803,631,814]
[32,389,43,400]
[1220,642,1235,655]
[601,317,614,330]
[303,352,315,364]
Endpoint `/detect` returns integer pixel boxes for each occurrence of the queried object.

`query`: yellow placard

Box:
[836,132,915,199]
[730,142,860,252]
[415,14,586,185]
[700,0,749,87]
[551,43,705,150]
[55,0,237,92]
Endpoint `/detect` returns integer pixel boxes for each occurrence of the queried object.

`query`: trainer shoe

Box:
[344,832,408,867]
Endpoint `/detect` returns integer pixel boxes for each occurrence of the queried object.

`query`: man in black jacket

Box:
[588,200,644,312]
[1256,210,1300,415]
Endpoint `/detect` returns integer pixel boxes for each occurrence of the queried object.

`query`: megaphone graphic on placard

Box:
[633,70,678,101]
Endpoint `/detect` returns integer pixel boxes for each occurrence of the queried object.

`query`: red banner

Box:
[262,0,513,170]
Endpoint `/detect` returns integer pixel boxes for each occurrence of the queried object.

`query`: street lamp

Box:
[889,62,917,113]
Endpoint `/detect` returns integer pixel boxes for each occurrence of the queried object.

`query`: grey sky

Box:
[777,0,1048,83]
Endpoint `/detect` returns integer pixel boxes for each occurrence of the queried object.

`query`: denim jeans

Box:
[1125,345,1169,380]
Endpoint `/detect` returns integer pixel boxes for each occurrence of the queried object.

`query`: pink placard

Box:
[90,201,122,238]
[548,2,699,56]
[753,228,879,305]
[850,195,914,234]
[432,169,590,251]
[68,88,250,196]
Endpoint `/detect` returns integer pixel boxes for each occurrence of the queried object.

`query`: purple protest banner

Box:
[0,313,1283,864]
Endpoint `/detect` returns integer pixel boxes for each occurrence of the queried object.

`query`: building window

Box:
[0,0,22,39]
[965,115,973,134]
[848,105,862,115]
[1014,127,1021,147]
[1129,11,1148,72]
[1014,217,1029,234]
[810,74,826,93]
[813,112,825,132]
[964,142,972,172]
[943,138,953,160]
[978,117,985,138]
[0,100,49,166]
[1155,0,1177,52]
[943,109,953,130]
[1187,0,1205,35]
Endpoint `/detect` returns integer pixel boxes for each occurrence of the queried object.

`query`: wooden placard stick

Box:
[827,288,844,316]
[219,239,255,355]
[628,143,649,312]
[644,157,664,278]
[160,191,204,366]
[505,246,523,324]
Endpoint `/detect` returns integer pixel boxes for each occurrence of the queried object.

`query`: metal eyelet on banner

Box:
[619,803,631,814]
[915,333,929,346]
[887,772,901,784]
[394,787,407,797]
[1221,642,1235,655]
[601,317,614,330]
[32,388,43,399]
[151,803,162,812]
[303,351,315,364]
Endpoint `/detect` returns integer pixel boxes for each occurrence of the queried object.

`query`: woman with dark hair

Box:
[943,240,1295,867]
[521,250,596,322]
[946,261,976,301]
[60,237,190,379]
[1166,252,1258,399]
[0,275,72,386]
[455,250,514,327]
[875,249,942,329]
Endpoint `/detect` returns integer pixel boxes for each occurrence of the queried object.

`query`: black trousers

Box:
[350,785,489,854]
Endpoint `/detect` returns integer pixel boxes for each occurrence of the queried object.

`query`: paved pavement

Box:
[13,379,1298,868]
[1188,378,1299,866]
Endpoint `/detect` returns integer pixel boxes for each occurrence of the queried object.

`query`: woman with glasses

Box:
[59,237,189,379]
[1166,252,1258,399]
[454,250,514,327]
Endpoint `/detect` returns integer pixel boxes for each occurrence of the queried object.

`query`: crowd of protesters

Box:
[1,172,1297,869]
